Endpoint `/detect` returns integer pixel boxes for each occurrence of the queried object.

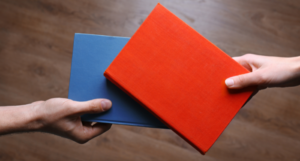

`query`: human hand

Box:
[225,54,300,90]
[0,98,112,144]
[36,98,112,143]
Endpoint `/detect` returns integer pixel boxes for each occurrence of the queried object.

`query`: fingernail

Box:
[225,78,234,87]
[101,100,112,111]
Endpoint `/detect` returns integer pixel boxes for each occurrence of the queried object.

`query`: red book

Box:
[104,3,253,154]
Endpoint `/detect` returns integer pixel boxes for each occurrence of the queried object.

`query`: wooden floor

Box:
[0,0,300,160]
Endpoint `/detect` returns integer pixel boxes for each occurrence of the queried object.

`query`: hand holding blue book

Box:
[68,33,167,128]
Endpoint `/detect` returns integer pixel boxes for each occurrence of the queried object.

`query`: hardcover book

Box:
[68,33,167,128]
[104,4,254,154]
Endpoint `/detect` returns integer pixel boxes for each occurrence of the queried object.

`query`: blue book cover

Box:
[68,33,167,128]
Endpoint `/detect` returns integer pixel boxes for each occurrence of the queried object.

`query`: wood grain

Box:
[0,0,300,160]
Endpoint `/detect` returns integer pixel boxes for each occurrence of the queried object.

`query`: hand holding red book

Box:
[104,3,254,154]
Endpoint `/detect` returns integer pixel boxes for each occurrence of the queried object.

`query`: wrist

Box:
[26,101,46,131]
[295,56,300,72]
[0,101,45,135]
[291,56,300,76]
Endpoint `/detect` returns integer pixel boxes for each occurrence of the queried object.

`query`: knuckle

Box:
[256,73,269,85]
[73,134,90,144]
[75,138,89,144]
[87,101,100,113]
[61,99,73,108]
[243,53,254,61]
[244,53,253,55]
[236,75,245,85]
[244,53,254,57]
[62,100,76,112]
[31,100,45,105]
[256,74,264,83]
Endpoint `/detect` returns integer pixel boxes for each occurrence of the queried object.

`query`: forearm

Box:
[0,98,112,143]
[0,102,43,135]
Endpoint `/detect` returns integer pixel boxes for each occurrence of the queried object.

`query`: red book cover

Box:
[104,3,253,154]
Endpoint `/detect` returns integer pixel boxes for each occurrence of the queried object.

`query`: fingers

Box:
[226,54,270,89]
[225,71,263,89]
[72,123,112,144]
[233,54,258,64]
[68,99,112,115]
[232,54,256,72]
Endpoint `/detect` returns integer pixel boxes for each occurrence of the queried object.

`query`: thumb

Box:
[70,99,112,115]
[225,72,261,89]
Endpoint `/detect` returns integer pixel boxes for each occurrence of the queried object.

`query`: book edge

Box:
[104,69,208,154]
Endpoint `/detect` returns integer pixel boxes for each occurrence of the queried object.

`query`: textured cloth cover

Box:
[104,3,254,154]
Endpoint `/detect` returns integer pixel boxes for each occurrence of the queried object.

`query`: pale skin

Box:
[0,54,299,144]
[0,98,112,143]
[225,54,300,90]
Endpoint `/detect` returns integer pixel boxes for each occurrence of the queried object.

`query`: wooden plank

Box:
[0,0,299,160]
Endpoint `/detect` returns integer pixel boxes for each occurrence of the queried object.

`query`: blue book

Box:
[68,33,167,128]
